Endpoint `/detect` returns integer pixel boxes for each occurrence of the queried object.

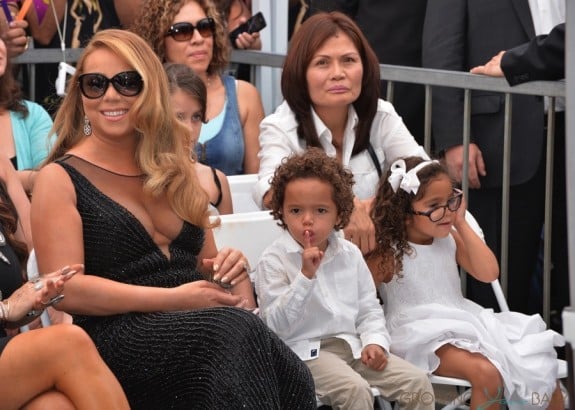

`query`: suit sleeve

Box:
[501,23,565,85]
[422,0,468,152]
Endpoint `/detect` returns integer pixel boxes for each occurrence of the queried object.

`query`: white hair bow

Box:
[387,159,439,194]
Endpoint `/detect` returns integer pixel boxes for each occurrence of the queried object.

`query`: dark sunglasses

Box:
[78,71,143,99]
[411,189,463,222]
[166,18,216,41]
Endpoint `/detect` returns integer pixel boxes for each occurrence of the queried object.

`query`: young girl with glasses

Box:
[368,156,565,410]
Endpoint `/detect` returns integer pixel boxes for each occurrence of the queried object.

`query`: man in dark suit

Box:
[469,21,567,329]
[422,0,565,316]
[471,23,565,84]
[305,0,428,144]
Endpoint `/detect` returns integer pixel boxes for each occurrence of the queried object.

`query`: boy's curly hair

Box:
[370,156,449,279]
[269,148,355,231]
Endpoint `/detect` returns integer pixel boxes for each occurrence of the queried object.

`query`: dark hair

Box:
[0,39,28,117]
[370,156,449,279]
[281,11,380,156]
[0,181,28,275]
[164,62,208,122]
[213,0,248,24]
[269,148,355,231]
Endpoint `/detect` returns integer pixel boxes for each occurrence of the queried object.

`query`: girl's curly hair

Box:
[269,148,355,231]
[370,156,449,280]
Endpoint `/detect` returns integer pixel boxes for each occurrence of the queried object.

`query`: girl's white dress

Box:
[381,234,564,409]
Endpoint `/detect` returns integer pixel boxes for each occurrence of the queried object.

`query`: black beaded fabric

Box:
[56,156,316,410]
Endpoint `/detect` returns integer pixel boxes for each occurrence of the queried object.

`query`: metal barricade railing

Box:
[14,49,566,324]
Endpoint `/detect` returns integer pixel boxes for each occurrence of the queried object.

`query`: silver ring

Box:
[26,309,41,317]
[41,294,65,307]
[30,278,44,291]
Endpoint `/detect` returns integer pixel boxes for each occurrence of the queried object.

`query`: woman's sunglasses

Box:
[166,18,215,42]
[78,71,143,99]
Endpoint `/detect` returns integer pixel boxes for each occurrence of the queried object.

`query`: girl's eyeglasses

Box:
[411,189,463,222]
[78,71,143,99]
[166,18,216,42]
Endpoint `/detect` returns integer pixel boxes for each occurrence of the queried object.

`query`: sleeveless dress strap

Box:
[209,167,223,208]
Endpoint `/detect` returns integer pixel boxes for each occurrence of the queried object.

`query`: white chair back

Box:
[227,174,261,213]
[209,210,282,270]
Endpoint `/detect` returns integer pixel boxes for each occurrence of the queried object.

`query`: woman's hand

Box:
[3,20,30,58]
[201,247,250,287]
[234,31,261,50]
[343,197,376,255]
[2,264,83,324]
[175,280,245,309]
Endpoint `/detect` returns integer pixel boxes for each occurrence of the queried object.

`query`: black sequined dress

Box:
[57,156,315,410]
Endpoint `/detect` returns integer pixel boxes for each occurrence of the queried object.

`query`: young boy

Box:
[254,149,434,410]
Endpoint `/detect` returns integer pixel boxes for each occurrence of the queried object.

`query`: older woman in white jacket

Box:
[254,11,427,255]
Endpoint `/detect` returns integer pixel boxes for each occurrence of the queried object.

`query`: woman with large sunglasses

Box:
[131,0,264,177]
[31,28,316,409]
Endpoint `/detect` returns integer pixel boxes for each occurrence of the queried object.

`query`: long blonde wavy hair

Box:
[44,29,214,229]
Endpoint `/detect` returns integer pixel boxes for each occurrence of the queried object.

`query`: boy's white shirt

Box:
[255,230,391,361]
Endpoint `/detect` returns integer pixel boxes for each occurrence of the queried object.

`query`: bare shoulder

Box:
[0,154,14,181]
[194,162,213,180]
[34,163,76,201]
[214,168,228,183]
[36,162,70,182]
[236,79,262,101]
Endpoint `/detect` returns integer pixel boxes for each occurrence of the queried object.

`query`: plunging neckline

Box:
[58,159,188,262]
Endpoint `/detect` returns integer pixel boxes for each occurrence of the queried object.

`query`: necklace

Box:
[206,75,211,88]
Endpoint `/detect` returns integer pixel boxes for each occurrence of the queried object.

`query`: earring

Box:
[83,116,92,136]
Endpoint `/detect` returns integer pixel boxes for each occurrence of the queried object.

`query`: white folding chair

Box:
[227,174,261,213]
[210,210,281,271]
